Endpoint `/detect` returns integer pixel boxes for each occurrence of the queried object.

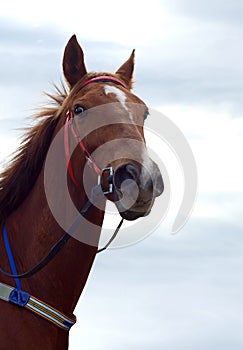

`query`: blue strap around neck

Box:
[3,224,22,290]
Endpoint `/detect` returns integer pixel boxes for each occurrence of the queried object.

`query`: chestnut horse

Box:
[0,35,163,349]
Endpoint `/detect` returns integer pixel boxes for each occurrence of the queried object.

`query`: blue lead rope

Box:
[3,224,22,291]
[1,224,76,330]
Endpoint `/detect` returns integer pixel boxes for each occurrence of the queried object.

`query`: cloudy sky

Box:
[1,1,243,349]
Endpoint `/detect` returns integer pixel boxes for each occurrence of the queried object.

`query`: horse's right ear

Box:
[63,35,87,88]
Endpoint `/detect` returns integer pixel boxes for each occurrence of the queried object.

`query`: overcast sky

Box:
[1,1,243,349]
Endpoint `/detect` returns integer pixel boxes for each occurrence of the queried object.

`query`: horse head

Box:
[60,35,163,221]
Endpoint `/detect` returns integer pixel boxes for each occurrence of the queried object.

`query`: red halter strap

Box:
[64,111,102,188]
[79,76,127,90]
[64,76,127,188]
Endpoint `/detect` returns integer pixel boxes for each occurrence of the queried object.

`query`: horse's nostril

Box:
[125,164,139,181]
[114,163,139,190]
[114,162,163,198]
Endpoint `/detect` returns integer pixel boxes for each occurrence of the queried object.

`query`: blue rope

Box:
[3,224,22,290]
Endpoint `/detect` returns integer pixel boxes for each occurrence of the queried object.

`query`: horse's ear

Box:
[116,50,135,89]
[63,35,87,87]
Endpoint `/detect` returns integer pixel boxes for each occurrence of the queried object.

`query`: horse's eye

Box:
[74,105,86,116]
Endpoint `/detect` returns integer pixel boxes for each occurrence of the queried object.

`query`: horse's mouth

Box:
[117,200,154,221]
[119,209,151,221]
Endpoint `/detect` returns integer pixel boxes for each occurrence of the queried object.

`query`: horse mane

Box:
[0,83,68,224]
[0,72,121,224]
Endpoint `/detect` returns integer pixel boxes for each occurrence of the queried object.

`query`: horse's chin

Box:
[118,202,153,221]
[119,209,151,221]
[111,189,155,221]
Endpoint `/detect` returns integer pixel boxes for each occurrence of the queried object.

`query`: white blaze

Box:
[104,85,134,122]
[105,84,155,189]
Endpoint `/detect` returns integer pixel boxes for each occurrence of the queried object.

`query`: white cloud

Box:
[153,104,243,222]
[159,104,243,191]
[1,0,168,46]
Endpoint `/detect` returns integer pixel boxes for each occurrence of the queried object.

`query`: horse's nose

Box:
[114,162,163,198]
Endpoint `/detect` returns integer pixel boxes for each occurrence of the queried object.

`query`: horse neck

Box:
[4,162,105,315]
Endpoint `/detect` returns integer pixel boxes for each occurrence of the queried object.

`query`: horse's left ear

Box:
[116,50,135,89]
[63,35,87,88]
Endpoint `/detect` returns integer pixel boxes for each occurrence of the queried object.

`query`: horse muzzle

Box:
[110,161,164,220]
